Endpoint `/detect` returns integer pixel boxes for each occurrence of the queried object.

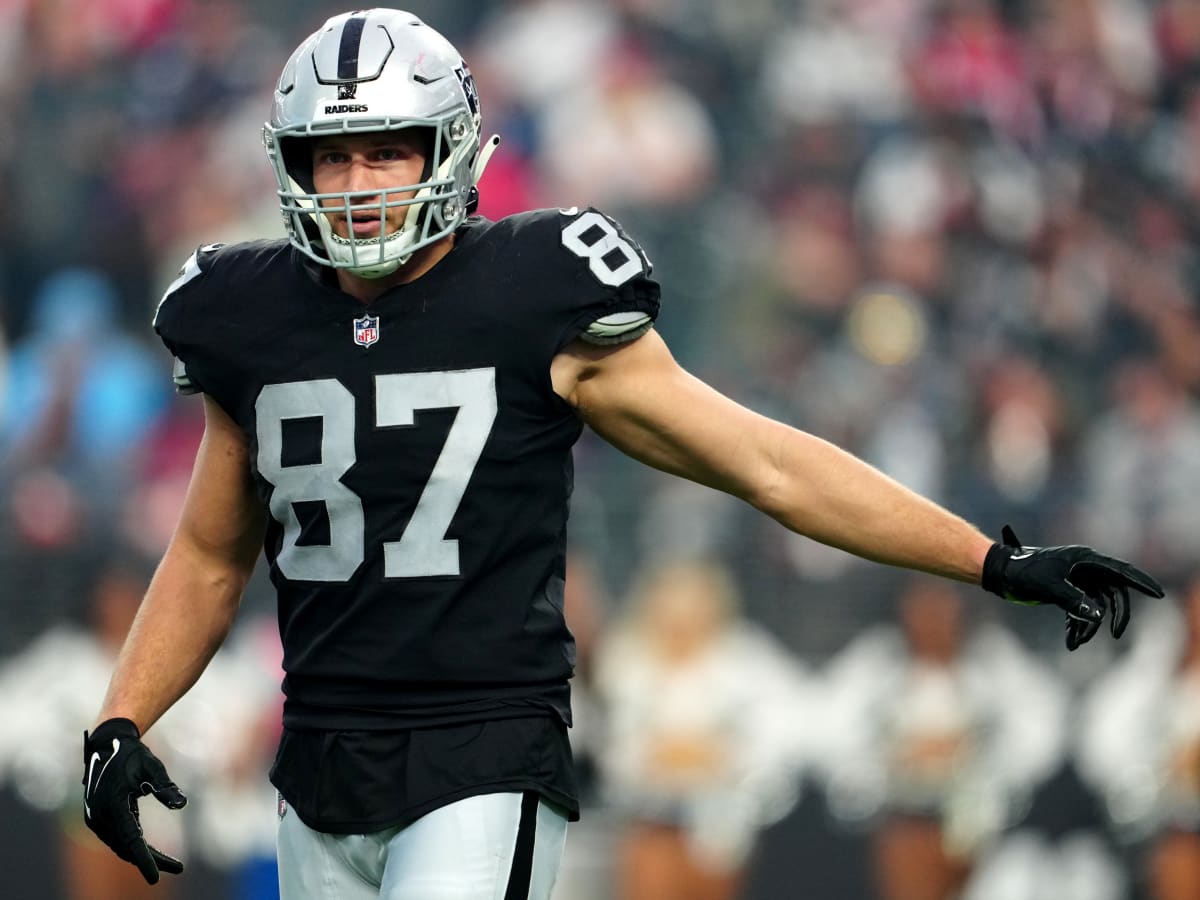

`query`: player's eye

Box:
[373,146,410,162]
[315,150,349,166]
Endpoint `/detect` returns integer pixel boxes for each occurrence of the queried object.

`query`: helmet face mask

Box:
[263,9,498,278]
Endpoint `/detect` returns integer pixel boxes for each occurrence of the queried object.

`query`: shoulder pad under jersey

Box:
[154,242,226,325]
[152,242,229,394]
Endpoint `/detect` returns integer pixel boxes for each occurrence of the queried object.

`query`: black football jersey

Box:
[154,207,660,731]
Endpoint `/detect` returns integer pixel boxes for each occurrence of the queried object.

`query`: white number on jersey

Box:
[560,210,649,287]
[256,369,498,582]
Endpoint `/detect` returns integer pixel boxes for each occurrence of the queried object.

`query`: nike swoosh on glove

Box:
[82,717,187,884]
[981,526,1164,651]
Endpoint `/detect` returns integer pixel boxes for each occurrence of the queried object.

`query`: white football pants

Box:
[277,791,568,900]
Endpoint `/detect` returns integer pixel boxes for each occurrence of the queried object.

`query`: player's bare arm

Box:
[83,395,264,883]
[552,329,992,584]
[552,329,1161,649]
[96,394,266,734]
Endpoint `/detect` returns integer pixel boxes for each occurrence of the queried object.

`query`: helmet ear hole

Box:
[418,128,437,183]
[280,137,316,193]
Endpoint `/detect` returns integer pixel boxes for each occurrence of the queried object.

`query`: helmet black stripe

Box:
[337,13,367,81]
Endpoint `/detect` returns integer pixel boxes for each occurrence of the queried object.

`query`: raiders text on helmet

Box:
[263,9,500,278]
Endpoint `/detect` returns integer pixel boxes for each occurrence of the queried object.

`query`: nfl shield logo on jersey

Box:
[353,314,380,347]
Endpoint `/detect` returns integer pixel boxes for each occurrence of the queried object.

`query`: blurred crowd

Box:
[1,0,1199,898]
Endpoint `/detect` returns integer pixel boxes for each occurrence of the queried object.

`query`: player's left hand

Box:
[82,718,187,884]
[981,525,1164,651]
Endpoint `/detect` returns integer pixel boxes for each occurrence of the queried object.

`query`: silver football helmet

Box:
[263,9,500,278]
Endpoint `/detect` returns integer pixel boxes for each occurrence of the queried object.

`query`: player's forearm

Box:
[751,420,992,584]
[96,541,251,734]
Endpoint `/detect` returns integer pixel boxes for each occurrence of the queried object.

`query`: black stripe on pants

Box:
[503,791,539,900]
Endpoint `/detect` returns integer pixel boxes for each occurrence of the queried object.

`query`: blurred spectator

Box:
[0,267,169,488]
[962,827,1129,900]
[0,549,281,900]
[0,553,181,900]
[558,547,613,803]
[0,266,171,637]
[593,558,808,900]
[953,355,1076,558]
[1030,0,1158,145]
[907,0,1042,145]
[1080,358,1200,584]
[1076,576,1200,900]
[120,394,205,558]
[473,0,619,111]
[0,315,7,429]
[759,5,911,128]
[1155,0,1200,87]
[538,38,717,208]
[26,0,181,70]
[813,578,1069,900]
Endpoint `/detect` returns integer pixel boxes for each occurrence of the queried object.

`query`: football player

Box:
[80,8,1164,899]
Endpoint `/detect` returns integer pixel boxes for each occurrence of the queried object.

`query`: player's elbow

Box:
[741,434,789,520]
[162,525,259,606]
[746,465,792,526]
[741,424,817,532]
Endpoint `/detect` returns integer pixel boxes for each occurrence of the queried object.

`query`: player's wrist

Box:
[980,541,1012,597]
[87,717,141,746]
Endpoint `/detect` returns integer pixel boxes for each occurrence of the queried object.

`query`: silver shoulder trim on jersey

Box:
[172,356,200,395]
[154,249,205,326]
[580,311,654,346]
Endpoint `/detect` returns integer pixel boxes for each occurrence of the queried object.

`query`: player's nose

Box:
[344,159,382,198]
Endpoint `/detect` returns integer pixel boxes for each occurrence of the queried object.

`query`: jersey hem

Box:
[275,779,582,834]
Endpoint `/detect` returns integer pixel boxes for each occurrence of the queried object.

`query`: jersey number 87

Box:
[256,369,497,582]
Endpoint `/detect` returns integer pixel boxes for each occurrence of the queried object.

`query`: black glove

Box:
[981,525,1164,651]
[82,717,187,884]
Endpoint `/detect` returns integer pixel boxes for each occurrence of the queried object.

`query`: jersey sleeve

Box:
[152,243,227,396]
[535,207,662,351]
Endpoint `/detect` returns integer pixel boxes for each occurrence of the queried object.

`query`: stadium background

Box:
[1,1,1198,898]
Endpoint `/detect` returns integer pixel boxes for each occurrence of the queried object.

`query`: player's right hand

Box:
[82,717,187,884]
